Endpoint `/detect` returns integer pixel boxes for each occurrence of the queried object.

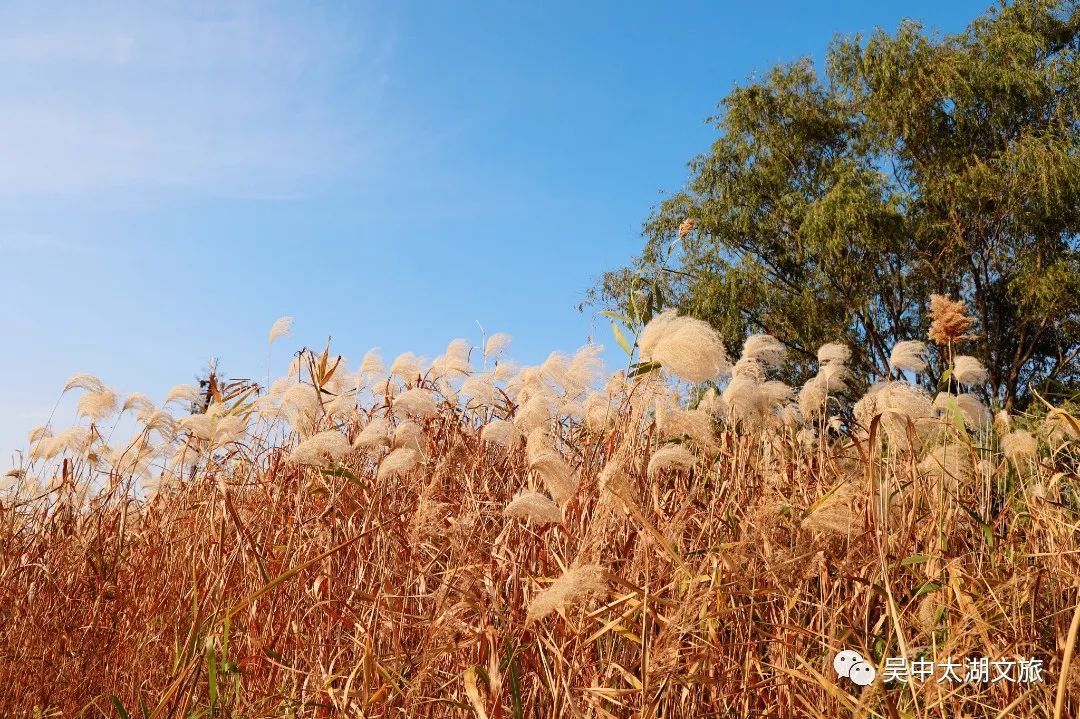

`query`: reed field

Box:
[2,298,1078,718]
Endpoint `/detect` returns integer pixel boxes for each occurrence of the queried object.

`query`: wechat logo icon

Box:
[834,650,877,687]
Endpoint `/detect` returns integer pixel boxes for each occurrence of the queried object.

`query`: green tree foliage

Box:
[597,0,1079,410]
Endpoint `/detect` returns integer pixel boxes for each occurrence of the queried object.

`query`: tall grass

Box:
[1,309,1077,718]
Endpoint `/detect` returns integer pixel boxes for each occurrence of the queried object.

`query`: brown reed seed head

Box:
[928,294,976,345]
[677,217,696,238]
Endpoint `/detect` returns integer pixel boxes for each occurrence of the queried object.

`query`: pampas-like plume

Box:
[515,395,554,434]
[289,430,351,467]
[142,410,177,440]
[583,392,615,431]
[919,443,973,490]
[678,217,696,238]
[994,410,1012,435]
[484,333,511,358]
[741,334,786,368]
[212,415,248,446]
[952,355,988,386]
[854,381,935,446]
[165,384,202,405]
[30,427,90,461]
[657,408,716,451]
[801,482,858,536]
[639,310,730,384]
[492,361,517,383]
[280,384,320,432]
[268,316,293,344]
[121,392,155,417]
[63,373,105,394]
[27,425,52,444]
[1001,430,1037,465]
[530,454,577,505]
[480,419,519,448]
[526,564,607,623]
[934,392,990,428]
[178,415,214,441]
[1041,411,1080,448]
[564,344,605,395]
[797,374,830,421]
[431,339,471,377]
[540,351,570,389]
[390,352,423,382]
[503,490,562,524]
[928,294,975,345]
[378,447,419,479]
[353,417,391,449]
[360,349,384,376]
[722,378,792,430]
[731,356,766,382]
[817,342,851,365]
[647,444,697,477]
[77,389,119,423]
[778,403,802,428]
[890,340,928,374]
[392,388,438,420]
[392,421,425,452]
[460,374,499,406]
[526,434,578,505]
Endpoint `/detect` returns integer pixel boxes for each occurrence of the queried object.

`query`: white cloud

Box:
[0,2,395,198]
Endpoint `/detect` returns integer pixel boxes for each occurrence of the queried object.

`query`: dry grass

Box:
[1,324,1078,718]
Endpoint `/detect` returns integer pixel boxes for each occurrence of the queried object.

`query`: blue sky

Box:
[0,0,991,463]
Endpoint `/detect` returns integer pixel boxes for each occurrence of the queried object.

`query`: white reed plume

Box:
[1000,430,1037,465]
[390,352,423,383]
[268,316,293,344]
[639,310,731,384]
[165,385,202,406]
[484,332,511,359]
[378,447,420,479]
[142,410,178,441]
[731,356,766,382]
[77,389,119,423]
[63,373,105,394]
[919,443,973,490]
[657,408,716,451]
[27,425,52,444]
[289,430,351,467]
[360,349,385,376]
[797,374,830,421]
[527,433,577,505]
[741,334,786,368]
[460,373,499,407]
[953,355,988,386]
[934,392,990,428]
[30,427,91,461]
[890,340,929,374]
[353,417,391,450]
[817,342,851,366]
[515,395,555,434]
[392,421,425,452]
[480,419,519,449]
[431,339,472,377]
[503,490,563,524]
[178,415,214,441]
[647,444,697,477]
[564,344,605,396]
[392,388,438,420]
[801,482,858,536]
[526,564,607,624]
[121,393,155,417]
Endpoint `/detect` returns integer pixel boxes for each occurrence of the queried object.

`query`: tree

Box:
[596,0,1079,410]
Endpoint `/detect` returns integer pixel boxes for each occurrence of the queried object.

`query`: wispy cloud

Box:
[0,2,395,198]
